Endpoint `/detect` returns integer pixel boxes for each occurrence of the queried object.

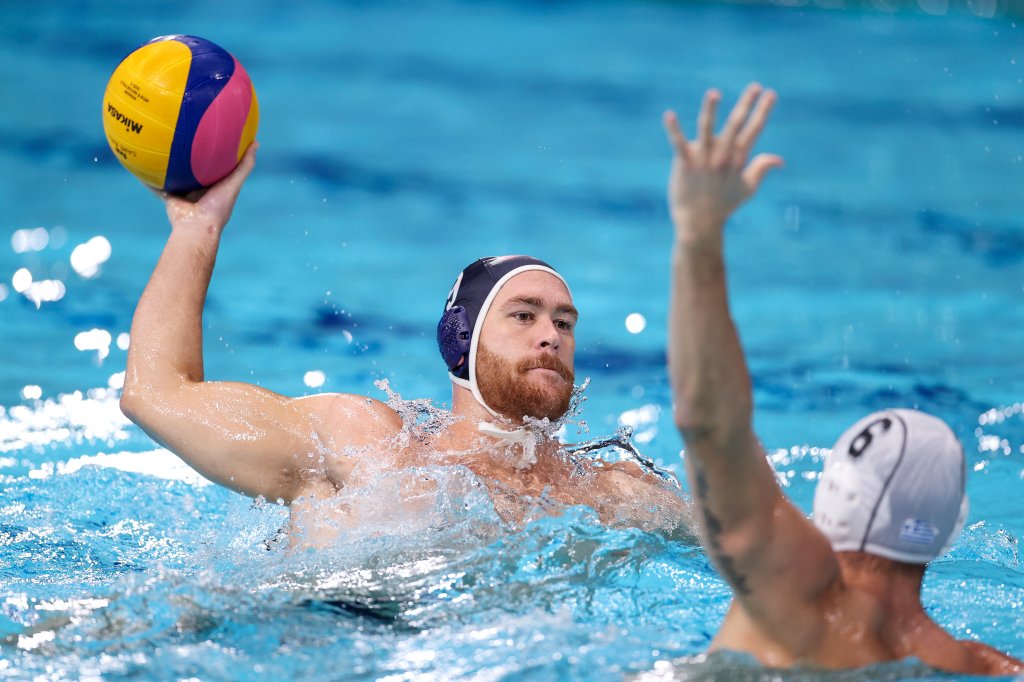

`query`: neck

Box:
[837,551,927,618]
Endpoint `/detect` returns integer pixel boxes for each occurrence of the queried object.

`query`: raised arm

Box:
[120,145,399,503]
[665,86,838,642]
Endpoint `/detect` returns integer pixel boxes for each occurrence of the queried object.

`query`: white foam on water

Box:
[1,388,129,453]
[28,449,210,486]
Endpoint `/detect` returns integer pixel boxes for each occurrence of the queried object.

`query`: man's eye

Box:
[555,319,573,330]
[513,312,532,321]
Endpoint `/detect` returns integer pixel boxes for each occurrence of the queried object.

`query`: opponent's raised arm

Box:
[665,86,836,638]
[120,146,395,502]
[665,85,780,484]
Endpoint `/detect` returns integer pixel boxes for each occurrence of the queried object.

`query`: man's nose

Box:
[536,318,561,351]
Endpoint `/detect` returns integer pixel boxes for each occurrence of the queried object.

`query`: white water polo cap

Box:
[812,409,969,564]
[436,256,569,417]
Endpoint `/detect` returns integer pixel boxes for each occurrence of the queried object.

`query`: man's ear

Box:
[438,305,472,377]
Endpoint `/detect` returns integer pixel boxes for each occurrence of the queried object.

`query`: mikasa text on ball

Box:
[102,35,259,195]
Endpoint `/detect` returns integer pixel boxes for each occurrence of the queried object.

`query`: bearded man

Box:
[119,150,691,545]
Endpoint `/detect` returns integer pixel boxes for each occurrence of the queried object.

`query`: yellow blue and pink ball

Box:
[102,35,259,194]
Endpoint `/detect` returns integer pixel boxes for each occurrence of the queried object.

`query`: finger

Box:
[741,153,784,191]
[718,83,763,149]
[697,89,720,150]
[735,90,777,158]
[222,142,259,190]
[662,111,693,166]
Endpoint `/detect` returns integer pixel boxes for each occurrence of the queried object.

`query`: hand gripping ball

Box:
[102,35,259,195]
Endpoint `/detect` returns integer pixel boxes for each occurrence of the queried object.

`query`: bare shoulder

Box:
[957,639,1023,676]
[913,626,1022,676]
[585,460,693,538]
[295,393,404,448]
[587,460,675,499]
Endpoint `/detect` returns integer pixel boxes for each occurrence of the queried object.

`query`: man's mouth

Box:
[520,358,573,383]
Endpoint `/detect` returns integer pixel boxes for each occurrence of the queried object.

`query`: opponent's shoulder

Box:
[907,622,1022,676]
[956,639,1023,676]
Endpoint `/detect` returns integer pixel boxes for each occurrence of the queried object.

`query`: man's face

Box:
[475,271,577,422]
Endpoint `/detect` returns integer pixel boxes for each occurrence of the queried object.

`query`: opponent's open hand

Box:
[663,84,782,237]
[156,142,258,235]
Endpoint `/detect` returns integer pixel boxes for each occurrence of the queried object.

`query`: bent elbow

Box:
[119,384,145,424]
[673,392,753,445]
[120,367,193,424]
[119,374,165,425]
[672,388,716,439]
[674,410,720,445]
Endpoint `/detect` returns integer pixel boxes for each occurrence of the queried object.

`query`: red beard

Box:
[476,344,574,423]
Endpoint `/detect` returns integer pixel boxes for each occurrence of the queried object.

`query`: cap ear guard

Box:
[437,305,472,379]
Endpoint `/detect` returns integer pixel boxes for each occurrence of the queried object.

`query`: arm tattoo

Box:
[695,468,751,596]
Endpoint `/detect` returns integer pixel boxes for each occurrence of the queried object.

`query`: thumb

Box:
[197,142,259,213]
[742,153,784,192]
[215,142,259,197]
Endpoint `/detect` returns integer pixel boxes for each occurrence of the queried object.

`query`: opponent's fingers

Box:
[735,90,777,158]
[741,153,784,191]
[662,111,693,165]
[697,89,720,150]
[718,83,763,150]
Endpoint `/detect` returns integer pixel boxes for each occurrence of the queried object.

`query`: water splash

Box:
[5,390,1020,679]
[565,425,679,487]
[375,378,461,442]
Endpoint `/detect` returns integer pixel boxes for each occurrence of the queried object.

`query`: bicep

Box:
[123,380,339,502]
[685,432,839,641]
[731,494,839,642]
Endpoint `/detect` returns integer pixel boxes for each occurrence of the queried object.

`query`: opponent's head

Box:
[437,256,574,421]
[813,409,969,564]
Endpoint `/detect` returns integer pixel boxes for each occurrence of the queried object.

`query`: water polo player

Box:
[664,84,1022,675]
[119,147,691,546]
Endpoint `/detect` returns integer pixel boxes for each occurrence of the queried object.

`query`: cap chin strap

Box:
[451,373,535,461]
[449,372,500,419]
[450,374,538,466]
[477,421,538,466]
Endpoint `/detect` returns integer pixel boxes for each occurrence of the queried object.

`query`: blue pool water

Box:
[2,1,1023,679]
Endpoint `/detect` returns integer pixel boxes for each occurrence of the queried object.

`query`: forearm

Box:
[669,229,753,444]
[124,225,222,392]
[123,143,256,399]
[670,226,776,538]
[661,88,847,631]
[120,226,317,501]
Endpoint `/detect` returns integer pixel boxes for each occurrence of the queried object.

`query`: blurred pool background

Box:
[1,1,1023,679]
